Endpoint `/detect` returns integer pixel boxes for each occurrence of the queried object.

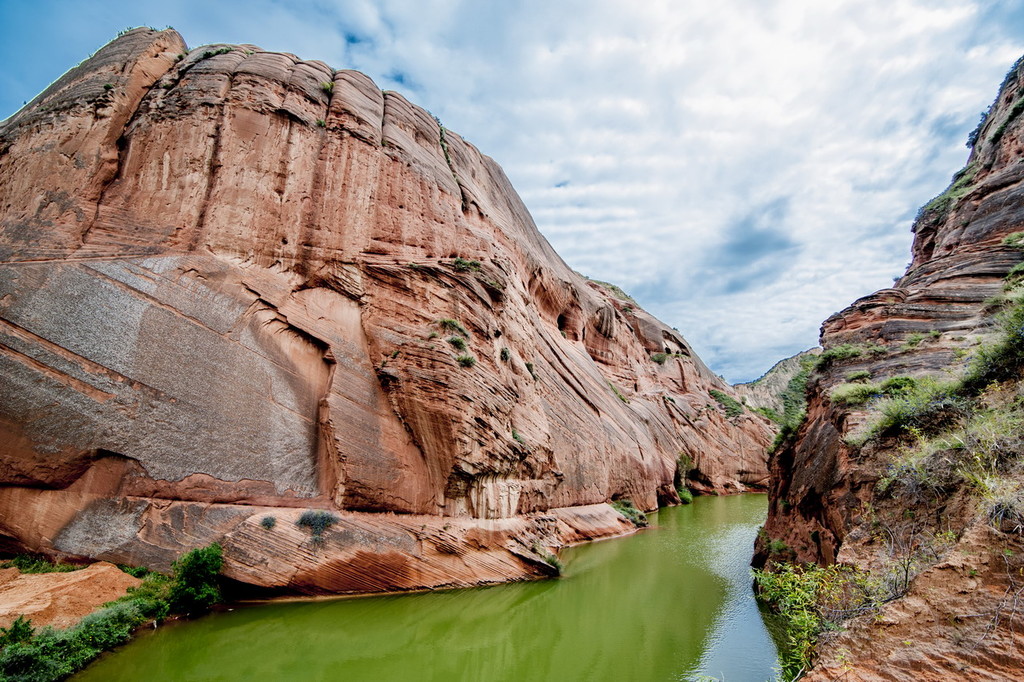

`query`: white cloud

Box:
[2,0,1023,381]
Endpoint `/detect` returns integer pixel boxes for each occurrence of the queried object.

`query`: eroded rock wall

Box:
[758,55,1024,678]
[0,29,771,593]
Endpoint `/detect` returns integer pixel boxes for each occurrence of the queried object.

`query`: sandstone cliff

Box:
[0,29,771,594]
[734,348,821,416]
[757,55,1024,679]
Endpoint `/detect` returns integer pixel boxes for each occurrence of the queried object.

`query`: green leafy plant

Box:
[0,555,82,574]
[531,542,563,574]
[167,543,223,615]
[709,389,743,418]
[320,81,334,94]
[901,332,927,350]
[297,510,339,545]
[651,352,669,364]
[200,47,233,60]
[0,617,34,650]
[830,376,916,407]
[815,343,886,370]
[611,499,648,527]
[117,564,151,579]
[260,516,276,530]
[447,336,467,351]
[315,118,326,128]
[500,347,511,362]
[755,563,878,681]
[437,318,469,337]
[608,382,629,404]
[451,257,481,272]
[456,355,476,368]
[917,162,978,219]
[526,362,538,380]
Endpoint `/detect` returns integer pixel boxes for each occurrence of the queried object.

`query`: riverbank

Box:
[74,496,778,682]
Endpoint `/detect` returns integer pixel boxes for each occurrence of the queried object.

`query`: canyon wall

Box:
[758,55,1024,679]
[0,29,771,593]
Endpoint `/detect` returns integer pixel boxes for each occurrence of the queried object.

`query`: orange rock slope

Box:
[0,29,770,594]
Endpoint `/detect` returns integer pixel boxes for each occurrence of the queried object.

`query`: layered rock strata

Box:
[0,29,771,593]
[758,56,1024,678]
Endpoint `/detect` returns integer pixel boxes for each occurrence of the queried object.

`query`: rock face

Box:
[733,348,820,415]
[0,29,771,594]
[758,56,1024,678]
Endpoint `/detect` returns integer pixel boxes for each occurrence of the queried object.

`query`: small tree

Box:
[167,543,223,615]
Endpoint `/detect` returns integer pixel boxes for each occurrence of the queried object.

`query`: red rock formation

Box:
[0,562,140,630]
[758,55,1024,677]
[0,29,770,593]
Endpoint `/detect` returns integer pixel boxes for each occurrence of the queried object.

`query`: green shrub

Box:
[830,376,915,407]
[900,332,927,350]
[872,378,970,437]
[315,118,326,128]
[0,545,225,681]
[815,343,886,370]
[845,370,871,382]
[297,511,339,544]
[437,318,468,337]
[609,382,629,404]
[167,543,223,615]
[917,162,978,219]
[260,516,276,530]
[320,81,334,94]
[588,278,636,303]
[0,555,82,574]
[755,563,878,681]
[709,389,743,419]
[456,354,476,368]
[1003,231,1024,249]
[451,257,481,272]
[512,429,525,444]
[611,499,649,528]
[447,336,467,351]
[0,616,34,649]
[991,98,1024,145]
[651,352,669,364]
[960,300,1024,394]
[525,362,538,380]
[748,407,777,424]
[500,347,511,362]
[117,564,151,578]
[531,542,563,574]
[830,382,880,406]
[677,487,694,504]
[200,47,233,60]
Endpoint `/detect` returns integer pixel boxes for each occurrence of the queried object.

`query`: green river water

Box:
[75,494,779,682]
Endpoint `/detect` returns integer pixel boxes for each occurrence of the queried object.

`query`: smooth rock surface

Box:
[0,29,771,593]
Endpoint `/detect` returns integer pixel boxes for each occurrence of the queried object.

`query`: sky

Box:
[2,1,1024,383]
